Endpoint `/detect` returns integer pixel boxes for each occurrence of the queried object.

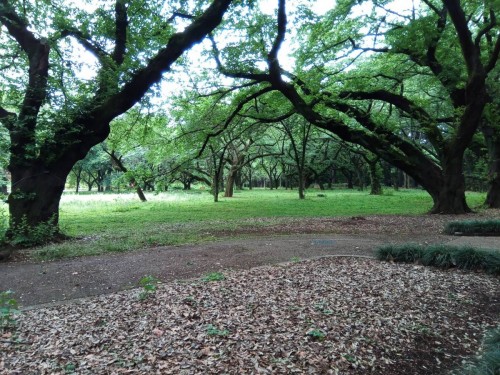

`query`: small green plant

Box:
[64,362,77,374]
[343,354,357,363]
[138,275,160,300]
[206,324,229,337]
[306,328,326,341]
[202,272,225,282]
[290,256,301,263]
[314,301,333,315]
[0,290,20,332]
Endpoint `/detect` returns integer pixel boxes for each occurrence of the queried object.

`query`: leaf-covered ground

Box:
[2,257,499,374]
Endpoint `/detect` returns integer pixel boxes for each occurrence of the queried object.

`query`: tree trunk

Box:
[298,170,305,199]
[368,159,383,195]
[224,168,236,197]
[108,151,147,202]
[212,173,220,202]
[430,155,471,214]
[248,167,253,190]
[235,171,243,190]
[346,174,353,189]
[392,168,399,191]
[7,164,70,242]
[483,125,500,208]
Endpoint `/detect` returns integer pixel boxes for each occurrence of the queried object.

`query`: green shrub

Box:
[452,247,487,270]
[451,328,500,375]
[376,244,500,275]
[444,220,500,236]
[482,252,500,275]
[420,246,455,268]
[375,243,424,263]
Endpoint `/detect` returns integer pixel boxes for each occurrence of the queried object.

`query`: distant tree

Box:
[207,0,499,213]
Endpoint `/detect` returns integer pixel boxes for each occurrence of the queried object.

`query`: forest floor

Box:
[1,213,499,374]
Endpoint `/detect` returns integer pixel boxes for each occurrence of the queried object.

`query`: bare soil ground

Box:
[1,213,499,374]
[2,214,492,308]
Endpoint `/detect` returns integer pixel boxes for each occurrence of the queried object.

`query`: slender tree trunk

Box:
[368,159,383,195]
[212,173,220,202]
[342,170,354,189]
[392,168,399,191]
[108,151,147,202]
[298,170,305,199]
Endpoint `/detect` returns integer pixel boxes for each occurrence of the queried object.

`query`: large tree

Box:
[206,0,499,213]
[0,0,233,240]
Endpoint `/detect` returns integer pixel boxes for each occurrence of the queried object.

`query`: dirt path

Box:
[0,232,474,308]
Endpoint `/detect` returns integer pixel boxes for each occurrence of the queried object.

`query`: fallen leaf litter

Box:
[1,257,498,374]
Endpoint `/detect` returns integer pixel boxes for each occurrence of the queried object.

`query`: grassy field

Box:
[1,188,487,260]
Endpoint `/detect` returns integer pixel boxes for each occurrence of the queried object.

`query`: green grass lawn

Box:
[2,188,487,260]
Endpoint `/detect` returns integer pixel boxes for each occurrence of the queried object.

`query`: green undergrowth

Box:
[444,219,500,236]
[376,244,500,275]
[451,327,500,375]
[0,189,486,261]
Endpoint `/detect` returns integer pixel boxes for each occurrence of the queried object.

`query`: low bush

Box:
[451,327,500,375]
[420,246,455,268]
[376,244,500,275]
[375,243,424,263]
[444,220,500,236]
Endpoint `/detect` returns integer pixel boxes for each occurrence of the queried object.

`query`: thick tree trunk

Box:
[430,155,471,214]
[485,175,500,208]
[7,164,70,242]
[235,171,243,190]
[483,125,500,208]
